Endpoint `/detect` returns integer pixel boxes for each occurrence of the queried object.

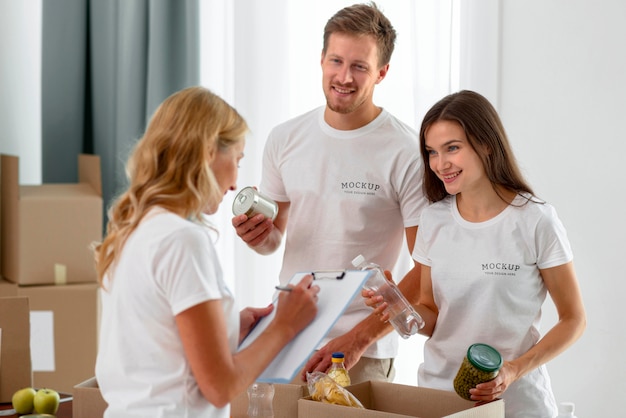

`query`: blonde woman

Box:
[94,86,319,418]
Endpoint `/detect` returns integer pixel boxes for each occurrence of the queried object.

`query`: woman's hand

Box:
[239,305,274,344]
[273,274,320,338]
[469,361,518,402]
[361,270,394,322]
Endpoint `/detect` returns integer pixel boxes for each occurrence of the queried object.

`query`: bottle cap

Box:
[351,254,365,267]
[467,343,502,372]
[559,402,575,414]
[331,352,345,359]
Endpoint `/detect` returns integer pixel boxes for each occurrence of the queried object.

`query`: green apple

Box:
[11,387,36,414]
[33,388,60,415]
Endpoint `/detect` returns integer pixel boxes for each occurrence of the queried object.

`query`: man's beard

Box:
[325,95,363,115]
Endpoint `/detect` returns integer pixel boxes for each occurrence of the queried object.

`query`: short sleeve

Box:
[535,204,573,269]
[412,211,432,266]
[154,226,224,316]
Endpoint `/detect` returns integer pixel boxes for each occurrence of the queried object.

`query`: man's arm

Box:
[301,308,395,379]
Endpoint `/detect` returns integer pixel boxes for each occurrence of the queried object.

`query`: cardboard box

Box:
[0,154,3,276]
[73,377,108,418]
[0,296,33,402]
[72,379,304,418]
[18,283,99,393]
[231,383,306,418]
[298,381,504,418]
[0,153,102,285]
[0,277,16,298]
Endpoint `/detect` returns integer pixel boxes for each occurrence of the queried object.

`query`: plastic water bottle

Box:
[556,402,577,418]
[352,254,425,339]
[247,382,274,418]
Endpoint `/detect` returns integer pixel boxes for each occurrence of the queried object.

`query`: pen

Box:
[275,272,317,292]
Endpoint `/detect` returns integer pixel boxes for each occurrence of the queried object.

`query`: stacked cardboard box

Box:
[1,153,102,285]
[19,281,99,392]
[0,296,32,402]
[0,153,103,394]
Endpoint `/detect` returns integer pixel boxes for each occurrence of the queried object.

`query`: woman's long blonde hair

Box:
[93,86,248,286]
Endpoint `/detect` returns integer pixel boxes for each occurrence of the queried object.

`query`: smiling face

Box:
[321,32,388,128]
[424,120,490,197]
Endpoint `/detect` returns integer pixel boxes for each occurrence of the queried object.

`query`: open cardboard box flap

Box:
[73,377,108,418]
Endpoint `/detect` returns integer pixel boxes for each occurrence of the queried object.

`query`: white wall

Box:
[0,0,42,184]
[489,1,625,415]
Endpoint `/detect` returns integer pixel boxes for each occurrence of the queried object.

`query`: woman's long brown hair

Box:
[419,90,534,203]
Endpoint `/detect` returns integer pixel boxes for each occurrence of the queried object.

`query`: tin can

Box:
[453,343,502,400]
[232,187,278,220]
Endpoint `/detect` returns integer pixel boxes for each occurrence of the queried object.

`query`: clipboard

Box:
[237,269,373,383]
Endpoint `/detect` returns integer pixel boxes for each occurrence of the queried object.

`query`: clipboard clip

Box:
[275,270,346,292]
[311,270,346,280]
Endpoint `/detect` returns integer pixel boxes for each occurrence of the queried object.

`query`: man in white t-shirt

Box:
[232,2,427,383]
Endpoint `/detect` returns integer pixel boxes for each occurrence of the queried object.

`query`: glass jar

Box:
[247,382,274,418]
[453,343,502,400]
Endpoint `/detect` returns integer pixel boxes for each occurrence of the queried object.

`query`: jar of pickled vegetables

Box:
[453,343,502,400]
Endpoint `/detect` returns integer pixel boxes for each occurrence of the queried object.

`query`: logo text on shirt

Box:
[341,181,381,196]
[482,262,520,277]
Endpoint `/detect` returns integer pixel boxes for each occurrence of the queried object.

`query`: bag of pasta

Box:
[306,371,364,408]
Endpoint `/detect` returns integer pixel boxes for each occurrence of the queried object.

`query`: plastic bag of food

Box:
[306,371,364,408]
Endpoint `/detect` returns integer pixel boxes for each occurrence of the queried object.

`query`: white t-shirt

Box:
[413,194,573,418]
[261,106,427,358]
[96,209,239,418]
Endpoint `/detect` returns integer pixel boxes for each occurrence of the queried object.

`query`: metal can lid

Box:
[467,343,502,372]
[232,186,258,216]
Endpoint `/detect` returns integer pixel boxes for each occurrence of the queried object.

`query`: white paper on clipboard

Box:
[237,269,373,383]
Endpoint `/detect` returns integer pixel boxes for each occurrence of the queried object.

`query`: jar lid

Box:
[558,402,575,414]
[467,343,502,372]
